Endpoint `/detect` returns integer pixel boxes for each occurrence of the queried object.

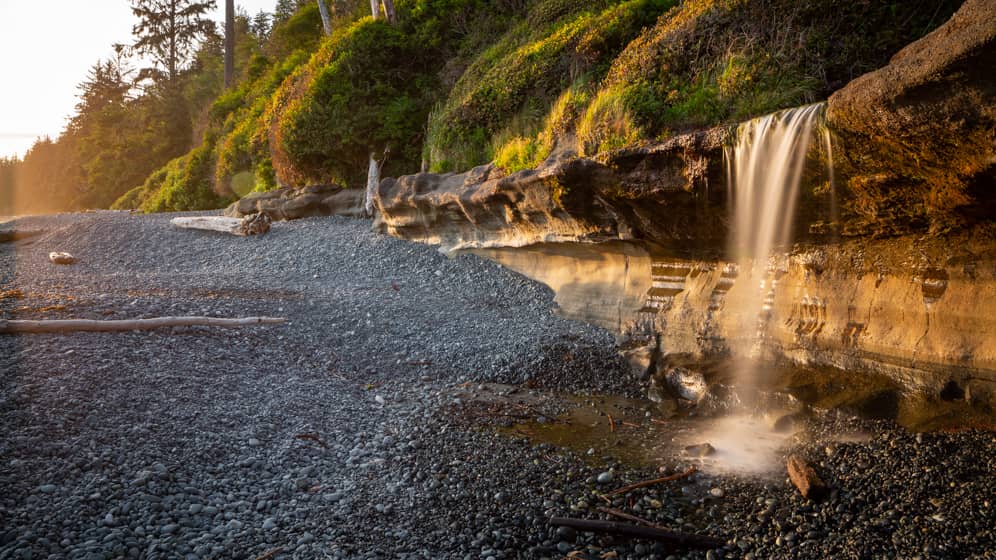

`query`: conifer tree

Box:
[130,0,217,85]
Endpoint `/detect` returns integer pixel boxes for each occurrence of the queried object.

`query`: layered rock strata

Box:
[476,229,996,409]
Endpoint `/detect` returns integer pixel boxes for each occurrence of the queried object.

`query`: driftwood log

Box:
[549,517,725,550]
[49,252,76,264]
[0,316,285,334]
[787,454,828,500]
[0,230,43,243]
[171,213,271,236]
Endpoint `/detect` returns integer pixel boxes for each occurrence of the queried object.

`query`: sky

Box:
[0,0,277,159]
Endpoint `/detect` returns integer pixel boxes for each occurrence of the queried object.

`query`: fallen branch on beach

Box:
[252,547,283,560]
[549,517,725,549]
[596,506,664,528]
[0,316,286,334]
[603,466,698,498]
[171,213,271,236]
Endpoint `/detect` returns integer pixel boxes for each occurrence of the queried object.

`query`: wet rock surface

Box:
[0,212,993,559]
[474,233,996,418]
[827,0,996,235]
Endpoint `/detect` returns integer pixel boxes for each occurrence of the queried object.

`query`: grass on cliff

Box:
[593,0,962,142]
[426,0,675,172]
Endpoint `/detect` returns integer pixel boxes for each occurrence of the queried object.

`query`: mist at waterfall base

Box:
[699,103,829,475]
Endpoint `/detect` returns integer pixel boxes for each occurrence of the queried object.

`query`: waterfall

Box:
[725,103,825,395]
[689,104,829,475]
[729,103,824,265]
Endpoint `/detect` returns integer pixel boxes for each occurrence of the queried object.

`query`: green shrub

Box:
[267,3,324,61]
[267,18,433,187]
[493,82,593,172]
[577,86,642,155]
[599,0,963,140]
[139,135,236,212]
[494,137,544,173]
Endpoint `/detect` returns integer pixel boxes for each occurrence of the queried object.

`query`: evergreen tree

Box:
[250,10,271,40]
[273,0,298,25]
[69,56,133,137]
[130,0,217,85]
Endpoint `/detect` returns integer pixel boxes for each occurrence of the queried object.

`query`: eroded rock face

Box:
[224,184,365,220]
[376,1,994,250]
[373,157,620,252]
[827,0,996,235]
[474,229,996,411]
[374,130,730,252]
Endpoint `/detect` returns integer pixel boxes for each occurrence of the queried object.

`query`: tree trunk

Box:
[381,0,396,23]
[316,0,333,35]
[224,0,235,88]
[369,0,380,19]
[365,152,380,217]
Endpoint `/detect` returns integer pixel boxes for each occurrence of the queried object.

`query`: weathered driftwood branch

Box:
[171,213,271,236]
[549,517,725,549]
[604,467,698,497]
[0,230,43,243]
[49,252,76,264]
[596,506,661,528]
[787,455,827,500]
[0,316,286,334]
[252,547,284,560]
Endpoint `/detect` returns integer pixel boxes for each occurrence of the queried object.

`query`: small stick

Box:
[294,433,328,448]
[621,421,641,429]
[597,506,662,528]
[604,467,697,497]
[253,547,283,560]
[608,414,615,433]
[549,517,724,549]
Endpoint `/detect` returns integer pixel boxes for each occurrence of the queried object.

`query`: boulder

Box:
[664,367,710,403]
[322,189,365,218]
[787,455,827,500]
[225,188,289,217]
[225,184,364,220]
[827,0,996,235]
[281,193,327,219]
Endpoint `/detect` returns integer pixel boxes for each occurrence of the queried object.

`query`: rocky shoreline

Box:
[0,212,993,559]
